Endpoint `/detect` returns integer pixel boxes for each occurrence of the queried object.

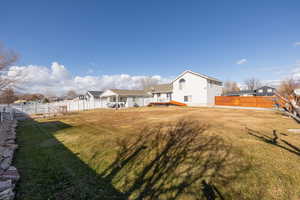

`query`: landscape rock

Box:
[1,149,13,159]
[0,180,12,193]
[0,188,14,200]
[0,158,12,171]
[0,167,20,183]
[0,118,19,200]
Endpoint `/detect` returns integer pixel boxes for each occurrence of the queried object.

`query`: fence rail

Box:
[1,99,103,115]
[215,96,276,108]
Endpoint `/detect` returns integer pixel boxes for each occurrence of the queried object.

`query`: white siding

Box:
[126,97,152,107]
[152,93,170,102]
[207,81,222,105]
[100,90,118,108]
[100,90,117,97]
[172,72,208,106]
[101,97,109,108]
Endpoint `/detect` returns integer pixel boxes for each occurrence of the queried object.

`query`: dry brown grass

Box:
[22,107,300,199]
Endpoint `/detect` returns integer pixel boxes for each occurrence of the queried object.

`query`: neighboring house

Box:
[255,86,276,96]
[48,96,63,102]
[86,91,103,100]
[84,91,103,109]
[225,86,276,97]
[98,70,223,107]
[144,84,173,103]
[171,70,223,106]
[100,89,152,108]
[72,94,86,100]
[224,90,255,96]
[14,100,27,104]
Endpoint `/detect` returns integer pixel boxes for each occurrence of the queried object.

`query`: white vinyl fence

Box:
[6,99,103,115]
[1,96,155,115]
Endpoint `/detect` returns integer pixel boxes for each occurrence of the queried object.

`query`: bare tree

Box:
[275,78,300,117]
[66,90,77,99]
[244,78,261,90]
[0,88,17,105]
[18,93,45,101]
[222,81,240,95]
[277,78,300,98]
[139,77,159,90]
[0,43,18,91]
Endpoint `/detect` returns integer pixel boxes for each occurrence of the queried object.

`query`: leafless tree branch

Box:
[244,78,261,90]
[0,43,19,91]
[100,119,251,199]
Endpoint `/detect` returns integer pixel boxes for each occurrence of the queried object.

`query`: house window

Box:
[267,89,273,93]
[110,96,116,102]
[258,89,263,93]
[179,79,186,90]
[120,97,127,102]
[184,95,192,102]
[208,80,212,88]
[132,97,136,102]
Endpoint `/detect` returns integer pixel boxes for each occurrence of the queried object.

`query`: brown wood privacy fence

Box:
[215,96,276,108]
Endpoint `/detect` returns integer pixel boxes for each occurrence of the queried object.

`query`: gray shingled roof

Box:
[87,91,103,97]
[144,84,173,93]
[110,89,150,96]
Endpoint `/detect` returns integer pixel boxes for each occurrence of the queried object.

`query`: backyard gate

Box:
[215,96,276,108]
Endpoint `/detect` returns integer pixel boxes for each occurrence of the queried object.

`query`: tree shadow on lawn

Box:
[14,119,126,200]
[247,128,300,157]
[99,120,253,200]
[15,117,254,200]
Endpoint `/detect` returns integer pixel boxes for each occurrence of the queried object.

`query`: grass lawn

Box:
[14,107,300,199]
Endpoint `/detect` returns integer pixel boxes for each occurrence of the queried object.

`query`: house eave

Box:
[171,70,222,84]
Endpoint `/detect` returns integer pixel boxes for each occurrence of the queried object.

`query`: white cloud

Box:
[87,68,94,74]
[2,62,170,96]
[290,61,300,78]
[236,59,247,65]
[264,61,300,81]
[293,42,300,46]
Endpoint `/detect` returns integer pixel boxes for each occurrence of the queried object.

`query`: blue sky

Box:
[1,0,300,93]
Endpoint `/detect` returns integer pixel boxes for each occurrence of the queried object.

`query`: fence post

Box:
[35,102,37,114]
[10,109,14,120]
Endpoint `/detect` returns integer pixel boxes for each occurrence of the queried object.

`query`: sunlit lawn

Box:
[15,107,300,199]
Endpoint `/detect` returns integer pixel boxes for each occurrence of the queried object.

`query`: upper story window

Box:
[267,89,273,93]
[184,95,192,102]
[110,96,116,102]
[208,80,212,88]
[179,78,186,90]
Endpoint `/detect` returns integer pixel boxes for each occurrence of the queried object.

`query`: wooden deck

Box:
[148,100,187,107]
